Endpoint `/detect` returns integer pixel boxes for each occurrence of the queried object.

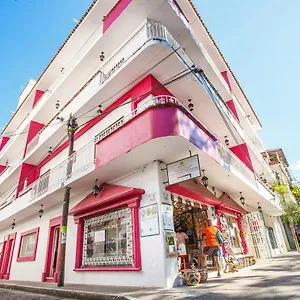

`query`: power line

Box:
[1,131,68,203]
[76,69,192,129]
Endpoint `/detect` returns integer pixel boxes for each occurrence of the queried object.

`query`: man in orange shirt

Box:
[201,218,222,278]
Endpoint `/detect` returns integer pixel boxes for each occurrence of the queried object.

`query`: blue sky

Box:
[0,1,299,177]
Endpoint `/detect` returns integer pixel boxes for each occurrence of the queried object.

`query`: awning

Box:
[166,179,222,206]
[69,184,145,216]
[217,193,247,214]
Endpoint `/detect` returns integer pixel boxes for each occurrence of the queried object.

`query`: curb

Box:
[0,283,133,300]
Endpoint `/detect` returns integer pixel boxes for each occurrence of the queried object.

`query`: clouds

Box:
[291,160,300,171]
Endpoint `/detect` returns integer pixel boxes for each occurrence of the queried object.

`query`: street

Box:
[0,253,299,300]
[0,289,62,300]
[130,252,300,300]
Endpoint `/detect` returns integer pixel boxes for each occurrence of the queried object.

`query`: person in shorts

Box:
[201,218,222,278]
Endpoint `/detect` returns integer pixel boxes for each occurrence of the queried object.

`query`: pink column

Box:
[237,214,248,254]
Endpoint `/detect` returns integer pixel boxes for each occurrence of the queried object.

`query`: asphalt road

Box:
[1,252,299,300]
[129,252,300,300]
[0,289,64,300]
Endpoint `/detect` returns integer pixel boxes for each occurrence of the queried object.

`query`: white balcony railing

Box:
[26,134,40,155]
[4,94,276,212]
[217,141,257,188]
[30,141,95,201]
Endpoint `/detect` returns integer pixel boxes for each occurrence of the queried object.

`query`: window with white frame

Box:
[0,242,3,257]
[82,208,133,267]
[19,232,37,258]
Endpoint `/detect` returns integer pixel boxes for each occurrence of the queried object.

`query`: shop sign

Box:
[166,155,201,185]
[140,204,160,237]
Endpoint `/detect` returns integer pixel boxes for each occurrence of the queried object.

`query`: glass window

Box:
[82,208,133,267]
[0,242,3,257]
[20,232,37,258]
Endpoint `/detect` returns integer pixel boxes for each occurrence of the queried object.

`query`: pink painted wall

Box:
[103,0,133,33]
[95,106,219,168]
[16,163,36,197]
[0,165,6,175]
[229,143,254,172]
[0,137,10,151]
[221,71,232,92]
[32,90,45,108]
[226,100,239,122]
[35,74,168,178]
[24,121,44,158]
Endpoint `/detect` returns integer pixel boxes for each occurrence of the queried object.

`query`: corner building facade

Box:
[0,0,289,287]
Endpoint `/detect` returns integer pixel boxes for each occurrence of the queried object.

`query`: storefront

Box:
[167,183,256,280]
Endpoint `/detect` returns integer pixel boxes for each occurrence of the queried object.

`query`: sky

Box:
[0,0,299,177]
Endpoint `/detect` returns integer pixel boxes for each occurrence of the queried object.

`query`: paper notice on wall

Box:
[140,204,160,237]
[94,230,105,243]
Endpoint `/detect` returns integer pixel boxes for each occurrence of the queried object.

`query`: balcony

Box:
[28,96,276,205]
[30,140,95,202]
[0,94,283,226]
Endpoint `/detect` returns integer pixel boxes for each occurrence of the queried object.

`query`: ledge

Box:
[74,266,141,272]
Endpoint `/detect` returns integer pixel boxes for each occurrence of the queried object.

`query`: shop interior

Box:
[172,194,245,272]
[172,195,216,270]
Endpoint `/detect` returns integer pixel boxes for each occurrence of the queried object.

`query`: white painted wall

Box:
[0,162,176,287]
[40,101,131,174]
[263,213,287,255]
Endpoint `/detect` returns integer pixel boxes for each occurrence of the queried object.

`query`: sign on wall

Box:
[162,204,174,231]
[166,155,201,185]
[140,204,160,237]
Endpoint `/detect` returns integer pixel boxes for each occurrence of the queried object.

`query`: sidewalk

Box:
[1,252,299,300]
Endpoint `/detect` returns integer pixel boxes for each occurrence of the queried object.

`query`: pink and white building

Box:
[0,0,289,287]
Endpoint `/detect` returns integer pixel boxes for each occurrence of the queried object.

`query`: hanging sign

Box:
[166,155,201,185]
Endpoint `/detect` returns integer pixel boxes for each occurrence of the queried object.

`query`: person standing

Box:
[200,218,222,278]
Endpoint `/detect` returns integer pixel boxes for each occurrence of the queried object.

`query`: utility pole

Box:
[57,114,78,287]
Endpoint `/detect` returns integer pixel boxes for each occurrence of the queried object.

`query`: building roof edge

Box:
[2,0,99,135]
[188,0,262,128]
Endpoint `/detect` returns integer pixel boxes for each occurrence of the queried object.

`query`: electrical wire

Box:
[76,68,192,129]
[2,131,69,202]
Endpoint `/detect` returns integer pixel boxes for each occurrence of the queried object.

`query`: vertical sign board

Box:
[166,155,201,185]
[140,204,160,237]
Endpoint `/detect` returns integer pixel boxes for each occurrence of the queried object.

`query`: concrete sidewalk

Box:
[1,252,299,300]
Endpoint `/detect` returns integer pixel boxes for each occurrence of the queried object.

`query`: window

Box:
[268,227,278,249]
[70,183,144,272]
[83,208,133,267]
[17,228,39,262]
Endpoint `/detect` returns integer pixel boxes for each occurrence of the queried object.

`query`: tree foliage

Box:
[291,184,300,205]
[273,182,300,225]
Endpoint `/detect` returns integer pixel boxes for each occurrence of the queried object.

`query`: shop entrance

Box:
[172,195,215,270]
[219,213,243,259]
[0,233,16,280]
[42,216,62,282]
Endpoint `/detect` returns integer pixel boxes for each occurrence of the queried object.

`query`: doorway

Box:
[0,233,17,280]
[42,216,62,282]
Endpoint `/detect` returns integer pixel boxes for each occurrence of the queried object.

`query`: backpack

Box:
[217,230,223,246]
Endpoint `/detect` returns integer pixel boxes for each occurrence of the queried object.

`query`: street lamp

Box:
[258,203,262,213]
[39,205,44,218]
[201,170,208,188]
[92,179,100,197]
[11,219,16,230]
[240,192,245,205]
